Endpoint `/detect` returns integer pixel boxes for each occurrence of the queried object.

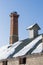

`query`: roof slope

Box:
[0,35,43,60]
[26,23,40,30]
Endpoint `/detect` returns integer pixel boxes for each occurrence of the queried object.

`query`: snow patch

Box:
[0,41,22,60]
[13,35,42,57]
[32,43,42,54]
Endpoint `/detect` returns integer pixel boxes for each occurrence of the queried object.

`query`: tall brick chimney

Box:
[10,12,19,45]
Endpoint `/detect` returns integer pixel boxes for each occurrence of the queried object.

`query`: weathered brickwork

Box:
[10,12,19,44]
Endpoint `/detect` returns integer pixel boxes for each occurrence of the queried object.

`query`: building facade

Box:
[0,12,43,65]
[0,53,43,65]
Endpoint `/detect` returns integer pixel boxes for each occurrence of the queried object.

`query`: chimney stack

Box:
[10,12,19,45]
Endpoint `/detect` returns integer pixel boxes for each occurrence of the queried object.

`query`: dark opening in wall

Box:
[3,61,7,65]
[19,57,26,64]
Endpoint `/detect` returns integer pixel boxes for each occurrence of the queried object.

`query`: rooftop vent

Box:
[26,23,41,39]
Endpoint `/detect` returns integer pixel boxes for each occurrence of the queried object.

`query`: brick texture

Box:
[9,12,19,44]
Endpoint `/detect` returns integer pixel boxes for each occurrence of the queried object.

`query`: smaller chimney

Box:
[26,23,40,39]
[10,12,19,45]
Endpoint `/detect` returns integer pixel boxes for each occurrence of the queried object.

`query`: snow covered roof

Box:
[0,34,43,60]
[26,23,40,30]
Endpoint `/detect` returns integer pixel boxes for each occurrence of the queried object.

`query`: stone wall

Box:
[8,58,19,65]
[26,54,43,65]
[0,53,43,65]
[0,61,3,65]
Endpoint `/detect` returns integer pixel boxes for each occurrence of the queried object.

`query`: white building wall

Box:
[29,29,34,39]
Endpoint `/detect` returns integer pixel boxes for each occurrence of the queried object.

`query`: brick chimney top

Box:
[11,11,17,14]
[10,12,19,17]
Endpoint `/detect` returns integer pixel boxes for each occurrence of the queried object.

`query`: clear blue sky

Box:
[0,0,43,47]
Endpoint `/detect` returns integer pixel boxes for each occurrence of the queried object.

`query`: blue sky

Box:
[0,0,43,47]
